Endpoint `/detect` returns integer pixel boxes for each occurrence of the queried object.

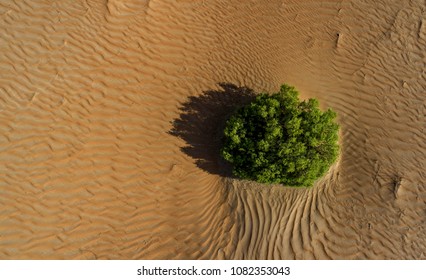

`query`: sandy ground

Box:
[0,0,425,259]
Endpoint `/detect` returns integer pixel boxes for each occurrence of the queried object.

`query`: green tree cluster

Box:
[221,84,339,187]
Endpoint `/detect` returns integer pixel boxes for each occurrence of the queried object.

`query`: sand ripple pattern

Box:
[1,0,425,259]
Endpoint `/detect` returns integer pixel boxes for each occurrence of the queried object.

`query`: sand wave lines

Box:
[1,0,426,259]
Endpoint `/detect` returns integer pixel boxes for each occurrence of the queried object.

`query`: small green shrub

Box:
[221,84,339,187]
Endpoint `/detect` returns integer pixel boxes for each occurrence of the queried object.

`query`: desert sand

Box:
[0,0,425,259]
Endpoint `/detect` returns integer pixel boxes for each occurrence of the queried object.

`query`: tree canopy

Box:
[221,84,339,187]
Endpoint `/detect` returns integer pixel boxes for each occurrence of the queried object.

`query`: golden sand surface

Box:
[0,0,425,259]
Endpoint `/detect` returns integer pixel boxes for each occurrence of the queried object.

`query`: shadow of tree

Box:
[170,83,256,177]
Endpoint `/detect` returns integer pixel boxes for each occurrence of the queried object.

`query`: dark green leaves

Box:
[221,84,339,187]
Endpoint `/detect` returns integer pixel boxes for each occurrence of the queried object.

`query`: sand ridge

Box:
[1,0,425,259]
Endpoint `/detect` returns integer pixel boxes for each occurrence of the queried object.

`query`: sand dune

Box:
[0,0,425,259]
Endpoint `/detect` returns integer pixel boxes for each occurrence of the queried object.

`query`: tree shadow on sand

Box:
[170,83,256,177]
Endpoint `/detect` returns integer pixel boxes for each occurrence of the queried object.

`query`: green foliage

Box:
[221,84,339,187]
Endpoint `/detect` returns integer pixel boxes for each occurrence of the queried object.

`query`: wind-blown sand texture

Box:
[1,0,425,259]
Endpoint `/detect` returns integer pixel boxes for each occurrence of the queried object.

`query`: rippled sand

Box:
[1,0,425,259]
